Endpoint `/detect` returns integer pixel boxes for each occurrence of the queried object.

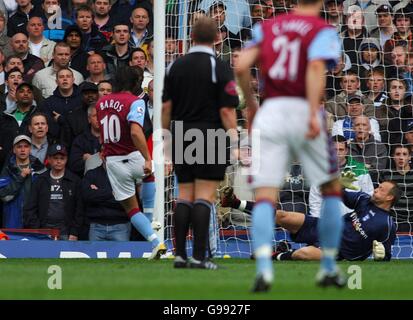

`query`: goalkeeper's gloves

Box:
[339,170,359,190]
[372,240,385,260]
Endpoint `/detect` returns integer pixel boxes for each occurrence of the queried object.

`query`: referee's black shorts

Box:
[172,122,230,183]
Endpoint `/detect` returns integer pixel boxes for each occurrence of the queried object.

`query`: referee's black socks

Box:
[191,199,211,262]
[174,200,193,260]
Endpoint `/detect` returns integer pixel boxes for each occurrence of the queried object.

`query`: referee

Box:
[162,16,239,269]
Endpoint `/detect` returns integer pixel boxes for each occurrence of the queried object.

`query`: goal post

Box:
[152,0,166,243]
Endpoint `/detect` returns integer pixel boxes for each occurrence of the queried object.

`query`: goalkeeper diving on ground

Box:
[220,173,399,262]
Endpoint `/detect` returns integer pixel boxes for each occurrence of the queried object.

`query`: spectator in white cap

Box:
[0,134,46,228]
[343,0,392,33]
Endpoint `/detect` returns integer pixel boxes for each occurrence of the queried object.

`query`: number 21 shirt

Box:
[248,13,341,100]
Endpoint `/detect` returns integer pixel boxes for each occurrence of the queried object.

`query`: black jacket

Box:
[70,49,89,79]
[7,6,43,37]
[101,43,134,77]
[41,86,82,144]
[23,169,84,236]
[68,130,101,177]
[81,165,128,225]
[81,24,108,53]
[62,103,89,149]
[23,53,45,83]
[63,25,90,78]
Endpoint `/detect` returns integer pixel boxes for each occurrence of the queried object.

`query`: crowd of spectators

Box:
[209,0,413,233]
[0,0,412,239]
[0,0,157,240]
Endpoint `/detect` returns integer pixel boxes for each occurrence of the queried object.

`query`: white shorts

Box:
[250,97,339,189]
[106,151,145,201]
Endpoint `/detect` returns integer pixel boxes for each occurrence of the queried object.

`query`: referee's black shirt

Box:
[162,45,239,124]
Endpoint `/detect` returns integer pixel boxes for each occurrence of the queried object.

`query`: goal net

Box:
[160,0,413,259]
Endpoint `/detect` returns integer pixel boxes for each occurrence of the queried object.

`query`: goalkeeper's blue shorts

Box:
[290,215,320,247]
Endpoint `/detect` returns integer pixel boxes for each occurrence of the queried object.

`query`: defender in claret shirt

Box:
[236,0,344,291]
[96,66,166,259]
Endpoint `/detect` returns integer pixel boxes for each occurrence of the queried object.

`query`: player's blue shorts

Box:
[290,215,320,247]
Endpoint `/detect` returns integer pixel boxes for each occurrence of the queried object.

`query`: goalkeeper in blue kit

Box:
[221,175,399,263]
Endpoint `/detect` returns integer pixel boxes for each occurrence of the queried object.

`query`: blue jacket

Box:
[0,155,46,228]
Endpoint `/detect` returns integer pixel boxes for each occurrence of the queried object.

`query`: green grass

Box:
[0,259,412,299]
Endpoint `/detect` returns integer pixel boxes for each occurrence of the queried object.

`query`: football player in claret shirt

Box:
[96,66,166,259]
[236,0,344,291]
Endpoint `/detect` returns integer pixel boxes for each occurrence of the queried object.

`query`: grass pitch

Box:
[0,259,411,300]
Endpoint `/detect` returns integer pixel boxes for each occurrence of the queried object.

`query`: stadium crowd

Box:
[0,0,411,241]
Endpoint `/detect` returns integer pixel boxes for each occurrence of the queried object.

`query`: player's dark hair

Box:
[113,22,130,31]
[192,16,218,44]
[75,4,93,19]
[392,144,411,155]
[387,180,401,207]
[366,66,385,78]
[113,66,143,93]
[341,69,360,81]
[331,135,348,147]
[130,47,148,62]
[98,79,112,87]
[5,67,23,80]
[388,77,408,91]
